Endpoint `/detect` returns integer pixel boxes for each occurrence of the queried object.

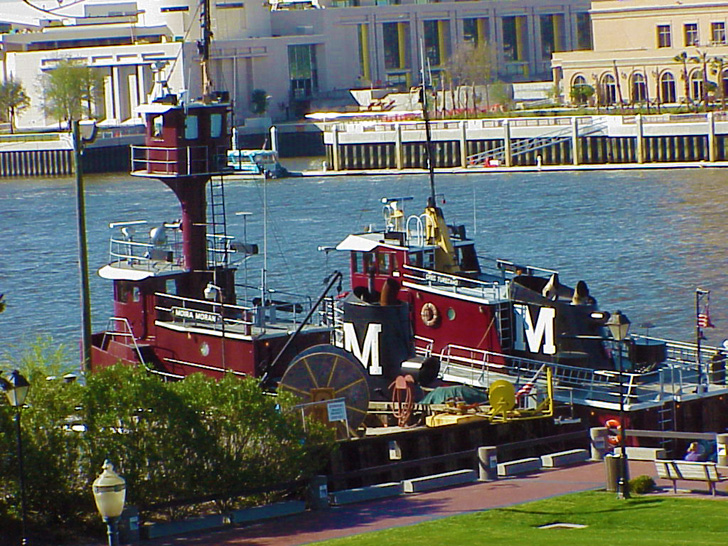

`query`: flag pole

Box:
[696,288,710,393]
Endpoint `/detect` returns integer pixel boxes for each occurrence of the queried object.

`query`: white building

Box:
[1,0,592,129]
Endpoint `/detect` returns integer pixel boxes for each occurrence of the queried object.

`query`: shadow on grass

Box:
[493,496,665,518]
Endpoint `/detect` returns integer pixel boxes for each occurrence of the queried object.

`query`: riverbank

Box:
[296,159,728,177]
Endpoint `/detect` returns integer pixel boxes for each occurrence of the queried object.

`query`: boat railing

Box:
[107,220,184,270]
[402,264,507,301]
[155,292,255,333]
[206,233,235,268]
[405,214,425,247]
[419,338,728,411]
[100,317,149,370]
[131,144,229,177]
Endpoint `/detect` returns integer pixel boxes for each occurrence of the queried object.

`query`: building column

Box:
[395,122,404,170]
[636,114,644,164]
[460,120,468,167]
[572,116,580,165]
[708,111,717,162]
[503,119,512,167]
[332,124,341,171]
[112,66,123,122]
[103,73,114,124]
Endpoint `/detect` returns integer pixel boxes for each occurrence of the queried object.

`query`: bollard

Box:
[477,446,498,481]
[590,427,609,460]
[118,506,140,544]
[307,475,330,510]
[717,433,728,466]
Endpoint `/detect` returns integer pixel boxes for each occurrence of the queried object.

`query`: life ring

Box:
[606,418,621,446]
[421,302,440,327]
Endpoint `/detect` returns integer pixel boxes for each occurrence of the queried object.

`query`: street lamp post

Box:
[606,310,631,500]
[92,460,126,546]
[73,119,98,373]
[1,369,30,545]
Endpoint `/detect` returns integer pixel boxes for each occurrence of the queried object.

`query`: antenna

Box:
[419,39,437,207]
[198,0,213,97]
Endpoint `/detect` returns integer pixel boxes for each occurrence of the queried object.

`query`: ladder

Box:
[207,175,228,267]
[657,400,677,455]
[496,301,513,350]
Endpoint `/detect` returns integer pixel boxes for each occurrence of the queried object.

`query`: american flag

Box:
[698,313,714,329]
[515,364,546,400]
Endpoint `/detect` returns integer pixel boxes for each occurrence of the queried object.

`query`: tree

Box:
[250,89,270,115]
[709,56,727,109]
[673,52,692,110]
[570,83,595,105]
[42,59,104,128]
[689,50,710,110]
[0,79,30,133]
[445,41,498,112]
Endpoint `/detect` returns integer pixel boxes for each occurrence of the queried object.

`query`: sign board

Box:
[172,307,220,324]
[327,399,347,422]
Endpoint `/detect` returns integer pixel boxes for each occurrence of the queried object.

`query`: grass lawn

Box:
[314,491,727,545]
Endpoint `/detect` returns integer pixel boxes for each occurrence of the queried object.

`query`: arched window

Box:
[660,72,676,103]
[631,73,647,103]
[690,70,704,102]
[601,74,617,105]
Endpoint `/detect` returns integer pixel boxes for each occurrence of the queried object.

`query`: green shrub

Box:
[629,474,656,494]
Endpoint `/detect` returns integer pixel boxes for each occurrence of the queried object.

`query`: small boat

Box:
[226,148,290,179]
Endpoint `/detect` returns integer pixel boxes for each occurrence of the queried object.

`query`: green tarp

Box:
[420,385,489,405]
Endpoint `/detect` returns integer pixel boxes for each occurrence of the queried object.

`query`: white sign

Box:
[172,307,220,324]
[513,304,556,355]
[343,322,383,375]
[327,399,347,422]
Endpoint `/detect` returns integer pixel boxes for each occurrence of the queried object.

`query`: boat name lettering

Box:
[424,272,459,286]
[342,322,383,375]
[172,307,221,323]
[513,304,556,355]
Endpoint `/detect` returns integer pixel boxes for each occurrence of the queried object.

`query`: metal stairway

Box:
[467,117,608,166]
[496,302,513,351]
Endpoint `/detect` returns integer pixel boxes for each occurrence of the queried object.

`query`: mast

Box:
[199,0,213,98]
[419,39,437,206]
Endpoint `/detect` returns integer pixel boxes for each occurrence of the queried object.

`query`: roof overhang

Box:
[98,264,155,281]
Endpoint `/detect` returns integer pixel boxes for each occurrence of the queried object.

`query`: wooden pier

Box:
[320,113,728,171]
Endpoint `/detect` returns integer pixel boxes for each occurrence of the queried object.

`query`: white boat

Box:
[226,149,290,178]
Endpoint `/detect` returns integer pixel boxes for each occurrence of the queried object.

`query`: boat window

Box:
[378,253,392,273]
[152,115,163,139]
[115,282,131,303]
[132,286,141,302]
[423,249,435,269]
[210,113,222,138]
[363,252,376,273]
[408,251,423,268]
[185,114,199,140]
[352,252,363,273]
[165,279,177,296]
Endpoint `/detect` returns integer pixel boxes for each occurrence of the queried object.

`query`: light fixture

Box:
[92,460,126,546]
[606,309,631,341]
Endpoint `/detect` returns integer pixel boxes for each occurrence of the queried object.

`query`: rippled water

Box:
[2,166,727,357]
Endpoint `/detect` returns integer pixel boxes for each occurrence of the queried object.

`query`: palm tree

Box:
[673,52,692,110]
[709,56,726,110]
[0,78,30,133]
[689,50,710,110]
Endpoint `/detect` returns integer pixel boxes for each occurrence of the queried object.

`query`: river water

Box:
[1,164,727,359]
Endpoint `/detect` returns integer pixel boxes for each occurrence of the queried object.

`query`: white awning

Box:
[98,264,155,281]
[135,102,179,116]
[335,234,382,252]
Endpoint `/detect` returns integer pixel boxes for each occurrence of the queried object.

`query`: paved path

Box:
[144,460,727,546]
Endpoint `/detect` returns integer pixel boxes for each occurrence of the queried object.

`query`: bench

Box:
[497,457,541,477]
[402,469,476,493]
[654,460,727,495]
[330,482,403,505]
[625,446,666,461]
[540,449,590,468]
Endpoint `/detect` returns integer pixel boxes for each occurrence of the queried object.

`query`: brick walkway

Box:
[143,460,726,546]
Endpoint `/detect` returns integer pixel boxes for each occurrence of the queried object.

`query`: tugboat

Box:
[330,75,728,435]
[90,2,330,380]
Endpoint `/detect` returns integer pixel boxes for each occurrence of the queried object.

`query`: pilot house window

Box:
[185,114,198,140]
[152,115,163,138]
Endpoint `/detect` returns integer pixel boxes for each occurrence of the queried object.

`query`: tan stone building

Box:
[552,0,728,107]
